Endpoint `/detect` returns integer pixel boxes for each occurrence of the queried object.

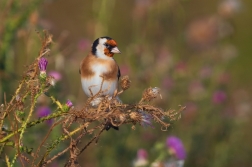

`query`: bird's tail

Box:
[105,121,119,131]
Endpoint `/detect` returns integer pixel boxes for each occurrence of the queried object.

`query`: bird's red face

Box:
[104,39,121,57]
[92,37,121,58]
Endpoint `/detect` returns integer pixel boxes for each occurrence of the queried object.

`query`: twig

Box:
[0,109,68,143]
[0,80,25,128]
[31,118,66,166]
[45,146,70,165]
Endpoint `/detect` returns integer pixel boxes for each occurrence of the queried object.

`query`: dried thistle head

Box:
[46,75,56,86]
[118,113,126,122]
[129,112,141,121]
[139,110,153,128]
[129,110,154,128]
[120,75,131,91]
[142,87,161,102]
[15,94,24,111]
[90,97,103,107]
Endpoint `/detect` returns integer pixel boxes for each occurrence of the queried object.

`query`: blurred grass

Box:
[230,0,252,87]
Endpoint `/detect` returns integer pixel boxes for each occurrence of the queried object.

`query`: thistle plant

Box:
[0,31,184,167]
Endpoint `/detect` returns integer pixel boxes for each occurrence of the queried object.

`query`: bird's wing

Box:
[117,65,121,80]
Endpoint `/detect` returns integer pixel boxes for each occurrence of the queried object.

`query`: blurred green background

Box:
[1,0,252,166]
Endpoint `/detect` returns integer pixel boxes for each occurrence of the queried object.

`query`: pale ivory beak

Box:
[111,47,121,54]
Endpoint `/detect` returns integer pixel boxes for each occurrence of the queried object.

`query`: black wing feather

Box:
[117,66,121,80]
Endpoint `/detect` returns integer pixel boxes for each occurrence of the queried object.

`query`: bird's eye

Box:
[104,43,109,48]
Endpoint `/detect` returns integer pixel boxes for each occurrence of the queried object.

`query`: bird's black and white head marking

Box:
[91,37,120,58]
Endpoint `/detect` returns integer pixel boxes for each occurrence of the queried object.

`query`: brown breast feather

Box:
[80,53,95,78]
[80,53,118,81]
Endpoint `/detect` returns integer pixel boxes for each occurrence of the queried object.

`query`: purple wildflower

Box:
[37,106,52,125]
[38,57,48,73]
[48,71,62,81]
[137,149,148,160]
[134,149,148,167]
[66,99,73,108]
[166,136,186,160]
[212,90,227,104]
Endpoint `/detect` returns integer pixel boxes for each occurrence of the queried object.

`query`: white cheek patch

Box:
[95,38,111,60]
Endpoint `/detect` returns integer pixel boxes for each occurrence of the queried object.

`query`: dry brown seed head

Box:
[47,76,56,86]
[119,113,126,122]
[120,75,131,90]
[142,87,161,102]
[129,112,141,121]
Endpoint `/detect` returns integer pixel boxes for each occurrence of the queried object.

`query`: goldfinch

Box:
[79,37,121,130]
[79,36,121,98]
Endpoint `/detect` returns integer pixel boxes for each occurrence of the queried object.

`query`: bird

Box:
[80,36,121,97]
[79,36,121,130]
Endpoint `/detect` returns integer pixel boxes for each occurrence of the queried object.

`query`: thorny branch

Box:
[0,31,184,166]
